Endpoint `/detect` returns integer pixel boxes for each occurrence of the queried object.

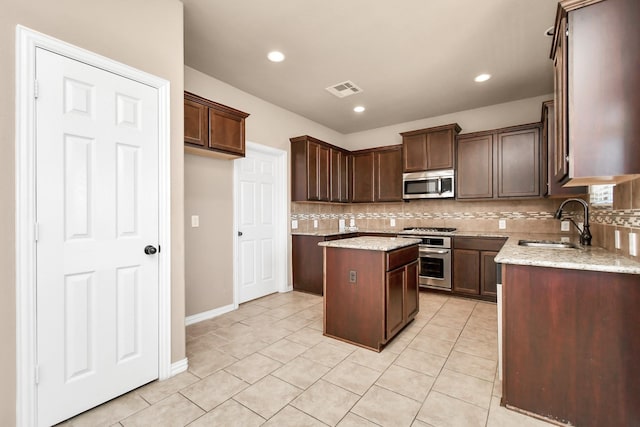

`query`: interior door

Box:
[237,147,279,303]
[35,48,159,426]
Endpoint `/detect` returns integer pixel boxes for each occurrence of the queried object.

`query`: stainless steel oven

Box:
[398,228,454,291]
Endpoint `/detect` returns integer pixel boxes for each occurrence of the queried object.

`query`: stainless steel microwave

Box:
[402,170,455,199]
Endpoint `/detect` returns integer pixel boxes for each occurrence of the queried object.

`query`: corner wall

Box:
[1,1,184,422]
[184,66,345,317]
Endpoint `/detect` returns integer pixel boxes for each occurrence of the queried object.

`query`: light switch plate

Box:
[338,219,345,231]
[615,230,621,249]
[313,219,318,228]
[561,221,570,232]
[191,215,199,228]
[291,220,298,229]
[498,219,506,230]
[350,218,355,227]
[390,218,396,227]
[630,232,638,257]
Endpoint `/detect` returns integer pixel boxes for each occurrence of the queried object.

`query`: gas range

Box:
[397,227,457,236]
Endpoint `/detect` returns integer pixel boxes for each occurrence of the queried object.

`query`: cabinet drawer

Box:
[387,245,418,271]
[454,237,506,251]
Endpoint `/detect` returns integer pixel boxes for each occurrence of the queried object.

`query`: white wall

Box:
[344,94,553,150]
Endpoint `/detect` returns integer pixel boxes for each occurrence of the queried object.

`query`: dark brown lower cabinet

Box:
[324,244,419,351]
[452,237,505,302]
[502,264,640,427]
[291,234,356,295]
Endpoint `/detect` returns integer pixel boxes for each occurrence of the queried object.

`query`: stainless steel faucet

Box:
[554,198,592,246]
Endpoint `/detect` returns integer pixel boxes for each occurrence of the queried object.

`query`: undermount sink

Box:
[518,240,581,249]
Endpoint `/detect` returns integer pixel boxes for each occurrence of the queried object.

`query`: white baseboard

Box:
[185,303,236,326]
[281,285,293,293]
[170,358,188,377]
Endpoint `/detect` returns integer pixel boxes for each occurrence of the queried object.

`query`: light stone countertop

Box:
[496,234,640,275]
[291,229,397,237]
[318,236,421,252]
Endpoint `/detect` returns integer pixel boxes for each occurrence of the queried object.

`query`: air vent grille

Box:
[325,80,363,98]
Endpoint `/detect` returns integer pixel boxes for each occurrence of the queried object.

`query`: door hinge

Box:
[158,244,161,253]
[34,80,39,99]
[34,365,40,385]
[34,222,39,242]
[565,23,569,37]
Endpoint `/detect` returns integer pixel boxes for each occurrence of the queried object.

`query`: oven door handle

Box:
[420,248,450,255]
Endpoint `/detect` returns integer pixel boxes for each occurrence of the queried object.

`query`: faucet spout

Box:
[554,198,592,246]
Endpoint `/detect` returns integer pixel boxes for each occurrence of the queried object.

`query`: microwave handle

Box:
[437,178,442,194]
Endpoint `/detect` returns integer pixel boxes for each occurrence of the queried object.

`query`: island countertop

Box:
[318,236,421,252]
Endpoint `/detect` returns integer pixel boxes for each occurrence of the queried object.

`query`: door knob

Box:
[144,245,157,255]
[238,231,243,237]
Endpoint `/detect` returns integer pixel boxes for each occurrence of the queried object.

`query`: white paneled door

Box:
[237,147,280,303]
[35,48,159,426]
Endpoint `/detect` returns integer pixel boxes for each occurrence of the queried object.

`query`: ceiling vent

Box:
[325,80,363,98]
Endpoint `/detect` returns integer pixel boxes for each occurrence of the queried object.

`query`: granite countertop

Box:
[496,233,640,275]
[291,229,398,237]
[318,236,421,252]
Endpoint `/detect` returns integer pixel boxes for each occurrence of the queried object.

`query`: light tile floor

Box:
[60,291,555,427]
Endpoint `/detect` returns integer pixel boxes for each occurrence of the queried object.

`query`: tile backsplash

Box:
[590,177,640,261]
[292,178,640,262]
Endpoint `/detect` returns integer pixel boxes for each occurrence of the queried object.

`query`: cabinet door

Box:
[453,249,480,295]
[553,16,569,183]
[497,127,540,198]
[402,134,428,172]
[457,134,494,199]
[318,145,330,201]
[386,266,405,339]
[209,107,244,155]
[543,101,587,197]
[404,261,419,321]
[352,152,375,202]
[330,149,342,202]
[307,142,321,201]
[184,98,207,147]
[340,153,351,202]
[480,251,498,297]
[427,128,455,170]
[291,235,324,295]
[375,147,402,202]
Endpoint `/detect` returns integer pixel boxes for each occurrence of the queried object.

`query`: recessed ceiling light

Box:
[474,73,492,83]
[267,51,285,62]
[353,106,365,113]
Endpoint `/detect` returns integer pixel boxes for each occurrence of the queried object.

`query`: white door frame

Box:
[15,26,172,426]
[233,141,289,307]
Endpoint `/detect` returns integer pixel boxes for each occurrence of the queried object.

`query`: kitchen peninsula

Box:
[319,236,421,351]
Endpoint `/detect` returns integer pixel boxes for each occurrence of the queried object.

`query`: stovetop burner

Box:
[399,227,457,234]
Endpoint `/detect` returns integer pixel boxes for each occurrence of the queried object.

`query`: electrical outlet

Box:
[498,219,506,230]
[291,220,298,229]
[560,236,570,243]
[390,218,396,227]
[349,270,357,283]
[630,232,638,257]
[313,219,318,228]
[615,230,621,249]
[561,221,570,232]
[191,215,199,227]
[338,219,346,231]
[350,218,355,227]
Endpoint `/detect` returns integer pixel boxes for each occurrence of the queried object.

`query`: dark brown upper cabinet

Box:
[457,123,542,200]
[184,91,249,159]
[540,100,587,197]
[551,0,640,186]
[352,145,403,203]
[291,135,354,203]
[401,123,461,172]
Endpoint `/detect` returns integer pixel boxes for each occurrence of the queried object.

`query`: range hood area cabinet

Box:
[351,145,403,203]
[551,0,640,186]
[400,123,461,172]
[184,91,249,159]
[456,123,542,200]
[290,135,350,202]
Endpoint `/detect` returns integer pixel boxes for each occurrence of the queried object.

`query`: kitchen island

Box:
[319,236,421,351]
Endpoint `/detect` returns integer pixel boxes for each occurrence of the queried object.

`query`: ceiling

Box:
[183,0,558,134]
